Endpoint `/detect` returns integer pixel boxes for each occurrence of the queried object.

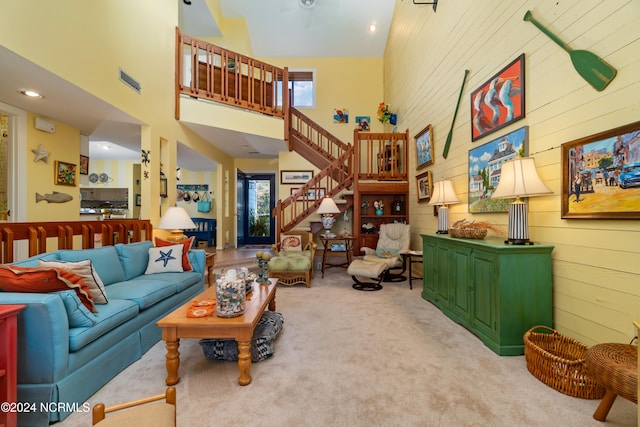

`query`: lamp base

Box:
[504,238,534,245]
[165,230,187,242]
[506,200,530,245]
[436,205,449,234]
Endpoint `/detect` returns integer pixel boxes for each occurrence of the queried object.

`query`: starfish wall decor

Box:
[31,144,51,163]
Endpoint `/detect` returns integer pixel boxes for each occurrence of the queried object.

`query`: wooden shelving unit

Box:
[353,182,409,254]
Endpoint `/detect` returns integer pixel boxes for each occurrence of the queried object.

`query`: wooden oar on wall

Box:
[442,69,469,159]
[523,10,617,92]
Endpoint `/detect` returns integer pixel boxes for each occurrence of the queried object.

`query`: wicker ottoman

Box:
[586,343,638,421]
[347,259,388,291]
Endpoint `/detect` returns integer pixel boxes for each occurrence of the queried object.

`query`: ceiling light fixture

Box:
[300,0,316,9]
[368,22,377,33]
[19,90,43,99]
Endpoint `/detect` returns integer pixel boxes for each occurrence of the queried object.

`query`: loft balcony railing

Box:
[175,28,289,130]
[354,129,409,181]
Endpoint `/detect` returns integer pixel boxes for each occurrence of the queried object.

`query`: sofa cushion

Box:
[136,271,202,293]
[58,246,125,286]
[68,299,139,352]
[269,255,311,272]
[57,290,97,328]
[145,245,183,274]
[155,237,195,271]
[115,241,153,280]
[10,252,60,267]
[0,265,95,311]
[105,279,177,310]
[39,259,108,304]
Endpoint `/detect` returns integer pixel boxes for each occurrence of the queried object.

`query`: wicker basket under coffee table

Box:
[523,325,605,399]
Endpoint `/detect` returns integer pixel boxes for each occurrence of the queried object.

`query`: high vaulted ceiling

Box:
[0,0,396,170]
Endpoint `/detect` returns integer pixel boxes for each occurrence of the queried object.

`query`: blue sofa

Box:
[0,241,205,426]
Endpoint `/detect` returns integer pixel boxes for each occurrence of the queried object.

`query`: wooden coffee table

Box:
[156,278,278,386]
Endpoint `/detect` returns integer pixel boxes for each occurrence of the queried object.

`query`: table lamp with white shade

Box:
[317,197,340,238]
[491,157,552,245]
[428,179,461,234]
[157,207,196,242]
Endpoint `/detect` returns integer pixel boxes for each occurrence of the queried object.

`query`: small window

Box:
[278,70,315,108]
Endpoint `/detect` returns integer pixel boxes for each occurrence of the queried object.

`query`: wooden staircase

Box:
[175,30,407,238]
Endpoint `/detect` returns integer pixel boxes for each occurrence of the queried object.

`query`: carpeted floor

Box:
[59,269,636,427]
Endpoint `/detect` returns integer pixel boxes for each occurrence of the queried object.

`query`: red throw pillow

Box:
[155,236,195,271]
[0,265,96,312]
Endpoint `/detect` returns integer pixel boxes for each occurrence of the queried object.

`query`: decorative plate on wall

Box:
[88,173,99,183]
[99,173,109,183]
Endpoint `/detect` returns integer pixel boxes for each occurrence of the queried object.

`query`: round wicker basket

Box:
[449,227,487,239]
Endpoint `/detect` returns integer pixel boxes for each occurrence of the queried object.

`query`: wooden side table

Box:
[0,304,25,427]
[319,236,355,278]
[402,251,423,290]
[205,252,216,287]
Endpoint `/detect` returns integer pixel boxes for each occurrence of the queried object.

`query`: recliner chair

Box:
[360,223,411,282]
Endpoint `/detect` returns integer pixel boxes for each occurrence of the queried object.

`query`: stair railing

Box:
[289,107,350,160]
[274,146,353,234]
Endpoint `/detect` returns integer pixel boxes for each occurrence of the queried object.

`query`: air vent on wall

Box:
[119,68,141,93]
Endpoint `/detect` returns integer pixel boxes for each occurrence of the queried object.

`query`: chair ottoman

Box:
[347,259,388,291]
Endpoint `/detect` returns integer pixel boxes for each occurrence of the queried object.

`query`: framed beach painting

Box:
[54,161,78,186]
[415,124,434,170]
[561,121,640,219]
[470,54,525,142]
[468,126,528,213]
[281,170,314,184]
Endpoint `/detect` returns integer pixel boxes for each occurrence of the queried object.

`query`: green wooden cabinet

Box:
[421,234,553,356]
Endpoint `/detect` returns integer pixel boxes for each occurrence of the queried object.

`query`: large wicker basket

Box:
[523,325,606,399]
[449,227,487,239]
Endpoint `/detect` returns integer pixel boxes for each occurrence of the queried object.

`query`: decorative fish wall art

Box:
[36,191,73,203]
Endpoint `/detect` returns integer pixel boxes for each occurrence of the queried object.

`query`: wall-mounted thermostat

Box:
[35,117,56,133]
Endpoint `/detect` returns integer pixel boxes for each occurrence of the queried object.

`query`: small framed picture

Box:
[416,170,433,203]
[281,170,314,184]
[415,124,434,169]
[355,116,370,131]
[54,161,78,186]
[79,155,89,175]
[160,177,168,198]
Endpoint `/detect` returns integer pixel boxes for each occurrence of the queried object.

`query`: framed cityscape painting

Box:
[470,54,525,142]
[561,121,640,219]
[468,126,528,213]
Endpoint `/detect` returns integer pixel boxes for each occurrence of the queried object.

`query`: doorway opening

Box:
[237,172,275,246]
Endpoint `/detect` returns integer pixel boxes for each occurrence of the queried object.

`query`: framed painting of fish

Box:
[470,54,525,142]
[55,161,78,186]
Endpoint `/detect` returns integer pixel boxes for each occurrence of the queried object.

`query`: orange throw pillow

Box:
[0,265,96,312]
[155,236,195,271]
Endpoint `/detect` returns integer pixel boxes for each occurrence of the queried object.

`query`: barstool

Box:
[585,343,637,421]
